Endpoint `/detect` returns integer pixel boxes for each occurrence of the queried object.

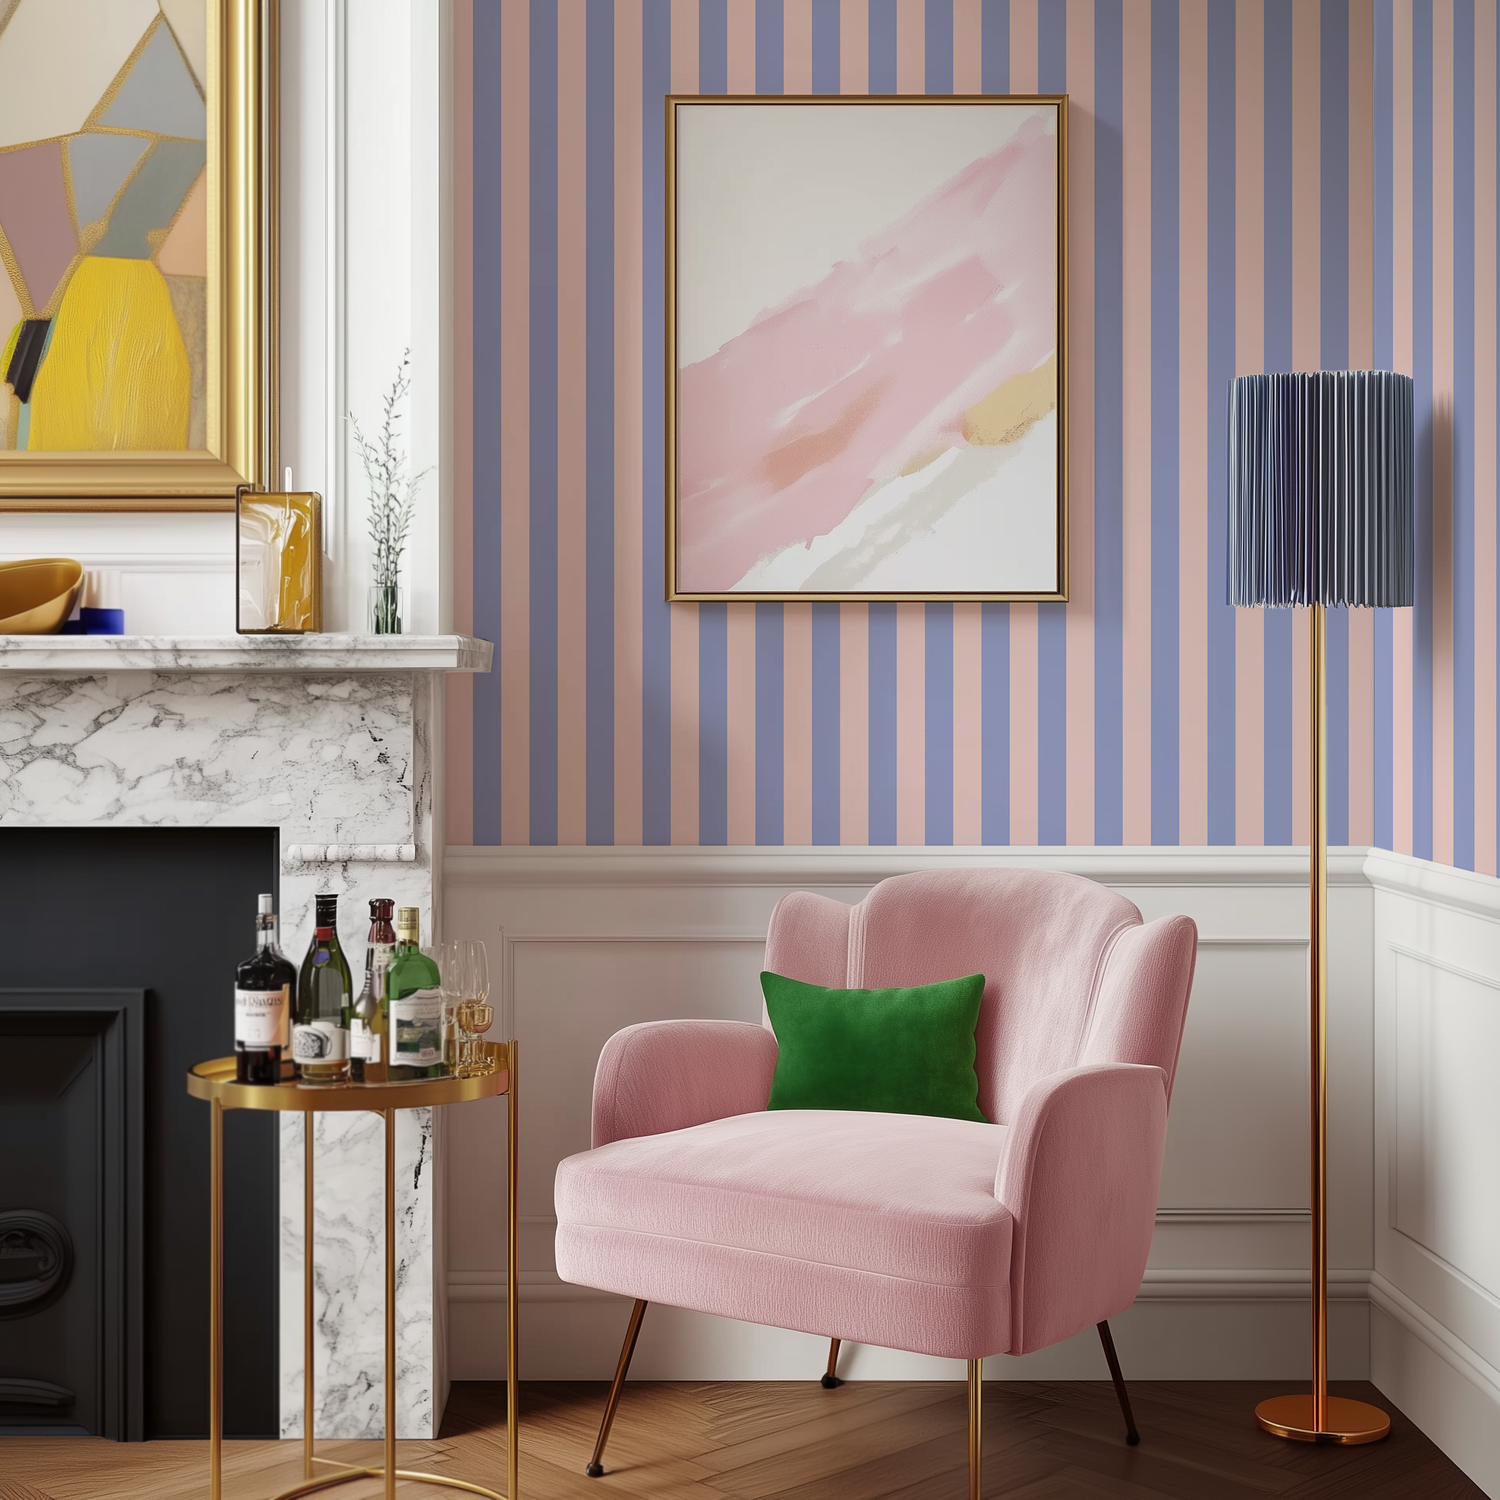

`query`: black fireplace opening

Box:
[0,827,281,1439]
[0,995,143,1438]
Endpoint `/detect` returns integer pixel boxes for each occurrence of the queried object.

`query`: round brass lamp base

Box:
[1256,1395,1391,1444]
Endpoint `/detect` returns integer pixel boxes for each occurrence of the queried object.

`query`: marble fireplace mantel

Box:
[0,633,491,674]
[0,633,492,1441]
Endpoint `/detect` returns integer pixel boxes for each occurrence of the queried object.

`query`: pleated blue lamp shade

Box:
[1227,370,1415,609]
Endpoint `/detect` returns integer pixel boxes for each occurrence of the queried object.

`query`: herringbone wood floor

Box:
[0,1380,1484,1500]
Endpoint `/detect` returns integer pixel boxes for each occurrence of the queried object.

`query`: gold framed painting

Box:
[0,0,273,511]
[666,94,1067,603]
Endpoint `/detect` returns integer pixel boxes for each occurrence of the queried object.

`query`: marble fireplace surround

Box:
[0,634,492,1441]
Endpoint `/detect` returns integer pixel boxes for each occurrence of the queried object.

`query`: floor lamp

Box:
[1227,370,1414,1445]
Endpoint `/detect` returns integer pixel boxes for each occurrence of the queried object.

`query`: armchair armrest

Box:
[591,1020,779,1148]
[994,1062,1168,1354]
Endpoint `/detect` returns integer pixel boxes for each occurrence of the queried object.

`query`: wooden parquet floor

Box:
[0,1380,1485,1500]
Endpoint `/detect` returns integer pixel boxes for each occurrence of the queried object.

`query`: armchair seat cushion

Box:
[554,1109,1015,1360]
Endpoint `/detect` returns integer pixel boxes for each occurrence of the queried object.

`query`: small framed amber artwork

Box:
[0,0,272,509]
[236,488,322,635]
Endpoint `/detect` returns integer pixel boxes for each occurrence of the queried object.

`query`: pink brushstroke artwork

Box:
[677,115,1057,593]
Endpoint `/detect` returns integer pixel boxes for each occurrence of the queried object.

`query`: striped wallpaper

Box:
[447,0,1500,872]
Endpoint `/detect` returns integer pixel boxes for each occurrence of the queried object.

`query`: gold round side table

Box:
[187,1048,519,1500]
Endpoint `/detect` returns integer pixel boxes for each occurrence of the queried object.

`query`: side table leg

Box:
[304,1115,316,1479]
[385,1107,397,1500]
[508,1040,519,1500]
[210,1098,224,1500]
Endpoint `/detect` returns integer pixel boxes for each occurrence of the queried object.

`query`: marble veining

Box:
[0,672,412,843]
[0,655,466,1440]
[280,1111,436,1439]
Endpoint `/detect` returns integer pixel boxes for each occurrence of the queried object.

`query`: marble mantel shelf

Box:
[0,633,492,674]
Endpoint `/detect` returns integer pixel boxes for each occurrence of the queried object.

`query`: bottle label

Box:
[350,1022,381,1062]
[392,986,443,1066]
[235,986,289,1048]
[293,1020,349,1062]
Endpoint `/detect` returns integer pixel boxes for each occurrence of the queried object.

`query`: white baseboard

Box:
[447,1267,1373,1384]
[1373,1285,1500,1498]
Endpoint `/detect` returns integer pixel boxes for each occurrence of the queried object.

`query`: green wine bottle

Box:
[294,893,352,1081]
[386,907,446,1080]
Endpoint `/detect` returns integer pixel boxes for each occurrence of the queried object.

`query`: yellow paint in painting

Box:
[0,254,21,357]
[1,315,21,378]
[899,447,950,477]
[962,352,1057,447]
[27,254,189,450]
[1,315,20,446]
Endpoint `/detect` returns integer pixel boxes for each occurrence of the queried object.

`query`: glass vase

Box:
[368,585,405,635]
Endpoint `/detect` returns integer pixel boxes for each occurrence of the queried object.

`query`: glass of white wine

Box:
[461,941,494,1076]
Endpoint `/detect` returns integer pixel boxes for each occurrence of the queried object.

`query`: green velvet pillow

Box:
[760,970,988,1122]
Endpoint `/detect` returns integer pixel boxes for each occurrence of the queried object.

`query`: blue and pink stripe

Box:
[452,0,1500,875]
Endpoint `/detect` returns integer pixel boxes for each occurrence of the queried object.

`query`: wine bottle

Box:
[235,893,296,1085]
[294,893,352,1081]
[386,907,446,1080]
[349,899,395,1083]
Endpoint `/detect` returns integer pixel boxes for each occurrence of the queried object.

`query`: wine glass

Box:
[436,940,466,1074]
[462,941,494,1075]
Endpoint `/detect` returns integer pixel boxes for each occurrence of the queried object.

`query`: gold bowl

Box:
[0,558,85,634]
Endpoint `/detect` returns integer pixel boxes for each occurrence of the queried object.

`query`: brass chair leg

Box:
[968,1358,982,1500]
[821,1337,843,1389]
[1097,1320,1140,1446]
[585,1299,648,1477]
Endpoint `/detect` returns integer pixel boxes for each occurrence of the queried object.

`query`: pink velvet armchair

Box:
[554,868,1197,1495]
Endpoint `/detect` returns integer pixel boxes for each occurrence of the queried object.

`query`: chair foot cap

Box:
[586,1463,605,1477]
[821,1375,843,1389]
[1126,1434,1141,1447]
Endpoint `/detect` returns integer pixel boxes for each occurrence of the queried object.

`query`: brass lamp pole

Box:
[1227,371,1412,1446]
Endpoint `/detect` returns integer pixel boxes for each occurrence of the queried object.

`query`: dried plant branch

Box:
[350,351,432,593]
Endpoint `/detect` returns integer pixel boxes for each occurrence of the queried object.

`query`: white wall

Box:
[0,1,449,638]
[1367,851,1500,1498]
[439,846,1379,1388]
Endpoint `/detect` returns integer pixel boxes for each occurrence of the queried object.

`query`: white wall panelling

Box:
[0,514,235,634]
[443,841,1500,1500]
[1368,850,1500,1497]
[440,846,1381,1388]
[282,0,445,634]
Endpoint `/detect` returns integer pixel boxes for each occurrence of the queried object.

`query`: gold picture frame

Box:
[666,93,1067,603]
[0,0,275,511]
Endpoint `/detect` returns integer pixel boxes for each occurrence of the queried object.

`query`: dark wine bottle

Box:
[350,899,395,1083]
[235,893,296,1085]
[294,893,352,1081]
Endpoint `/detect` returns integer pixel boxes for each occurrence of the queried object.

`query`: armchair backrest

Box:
[764,868,1197,1126]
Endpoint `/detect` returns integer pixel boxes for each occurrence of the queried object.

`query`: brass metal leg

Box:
[507,1040,520,1500]
[194,1071,516,1500]
[586,1299,648,1477]
[1253,605,1390,1446]
[821,1338,843,1389]
[210,1098,224,1500]
[967,1358,982,1500]
[384,1107,396,1500]
[305,1117,316,1478]
[1096,1321,1139,1445]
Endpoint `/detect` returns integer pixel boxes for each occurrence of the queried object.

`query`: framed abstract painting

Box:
[666,94,1067,602]
[0,0,272,510]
